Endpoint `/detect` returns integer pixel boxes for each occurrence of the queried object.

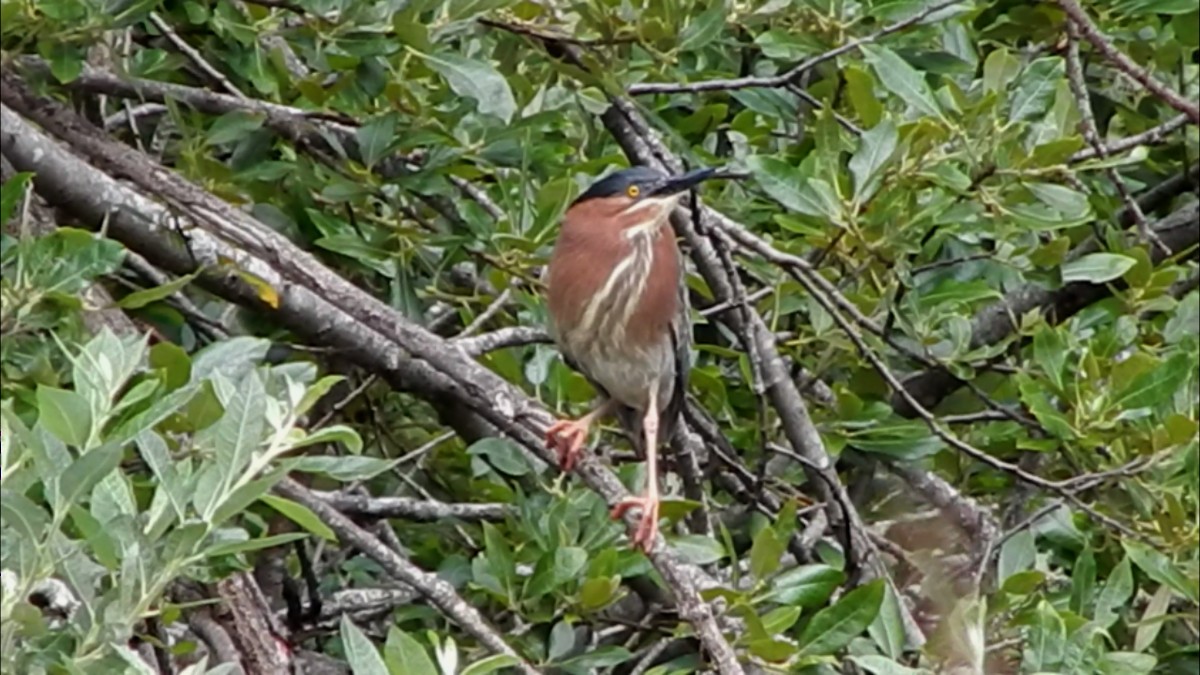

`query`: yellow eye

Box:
[627,185,640,198]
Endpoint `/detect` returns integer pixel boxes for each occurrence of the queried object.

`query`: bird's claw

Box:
[610,495,660,554]
[545,419,589,472]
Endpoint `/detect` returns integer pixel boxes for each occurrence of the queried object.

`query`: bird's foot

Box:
[545,419,591,472]
[610,494,660,554]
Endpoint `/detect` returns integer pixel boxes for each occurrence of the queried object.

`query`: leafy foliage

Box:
[1,0,1198,673]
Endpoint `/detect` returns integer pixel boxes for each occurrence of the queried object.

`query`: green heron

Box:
[544,165,715,552]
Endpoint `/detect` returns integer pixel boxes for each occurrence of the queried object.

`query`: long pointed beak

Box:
[648,167,717,197]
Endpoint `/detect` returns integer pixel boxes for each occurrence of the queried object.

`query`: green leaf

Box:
[579,575,620,610]
[260,494,337,542]
[553,546,588,583]
[1116,0,1197,14]
[384,627,438,675]
[669,534,726,564]
[1070,546,1096,614]
[747,156,841,219]
[423,52,517,124]
[998,528,1036,583]
[206,111,266,145]
[849,655,934,675]
[1110,352,1194,411]
[1122,540,1199,603]
[1095,556,1134,627]
[467,437,530,476]
[750,525,784,579]
[547,620,575,661]
[860,44,942,119]
[482,522,515,595]
[59,444,123,515]
[460,655,521,675]
[556,646,633,669]
[1134,583,1173,652]
[288,455,400,481]
[798,578,886,656]
[150,342,192,391]
[679,0,726,51]
[1022,600,1066,672]
[205,532,309,557]
[36,386,92,448]
[190,337,270,382]
[844,65,883,127]
[868,582,908,658]
[287,425,364,454]
[1033,325,1068,390]
[1099,652,1157,675]
[849,118,898,204]
[1061,253,1138,284]
[767,564,844,607]
[356,112,398,169]
[982,47,1020,93]
[1028,183,1091,219]
[340,614,388,675]
[0,172,32,225]
[1010,57,1065,122]
[116,270,201,309]
[210,371,266,481]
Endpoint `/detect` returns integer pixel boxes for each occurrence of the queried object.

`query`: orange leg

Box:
[610,391,660,554]
[546,400,614,472]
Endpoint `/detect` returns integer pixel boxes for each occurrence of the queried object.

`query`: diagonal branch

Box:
[0,78,744,674]
[273,479,541,674]
[1055,0,1200,123]
[626,0,963,95]
[1064,20,1167,254]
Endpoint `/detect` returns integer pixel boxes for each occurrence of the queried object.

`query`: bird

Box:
[543,164,715,553]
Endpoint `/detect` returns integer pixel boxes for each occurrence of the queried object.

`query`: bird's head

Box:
[567,166,716,235]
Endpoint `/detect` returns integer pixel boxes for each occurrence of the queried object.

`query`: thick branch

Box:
[894,202,1200,416]
[0,79,741,672]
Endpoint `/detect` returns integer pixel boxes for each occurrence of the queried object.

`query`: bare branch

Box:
[626,0,963,95]
[147,12,247,99]
[1070,114,1189,163]
[1064,22,1169,254]
[314,491,512,522]
[0,81,742,672]
[1056,0,1199,123]
[273,479,541,673]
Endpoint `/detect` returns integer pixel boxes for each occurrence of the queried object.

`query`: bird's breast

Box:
[547,223,682,410]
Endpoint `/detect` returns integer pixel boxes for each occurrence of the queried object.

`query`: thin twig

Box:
[626,0,963,95]
[1064,22,1170,255]
[313,490,512,521]
[273,479,541,673]
[477,17,640,47]
[312,374,378,429]
[454,326,550,355]
[1070,114,1189,162]
[147,13,247,99]
[456,287,514,339]
[781,248,1161,547]
[1056,0,1199,123]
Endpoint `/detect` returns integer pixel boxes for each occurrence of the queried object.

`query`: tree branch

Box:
[273,479,541,674]
[626,0,963,95]
[1056,0,1200,123]
[314,491,512,522]
[0,77,743,672]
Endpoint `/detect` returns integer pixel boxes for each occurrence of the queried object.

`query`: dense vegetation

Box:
[1,0,1197,673]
